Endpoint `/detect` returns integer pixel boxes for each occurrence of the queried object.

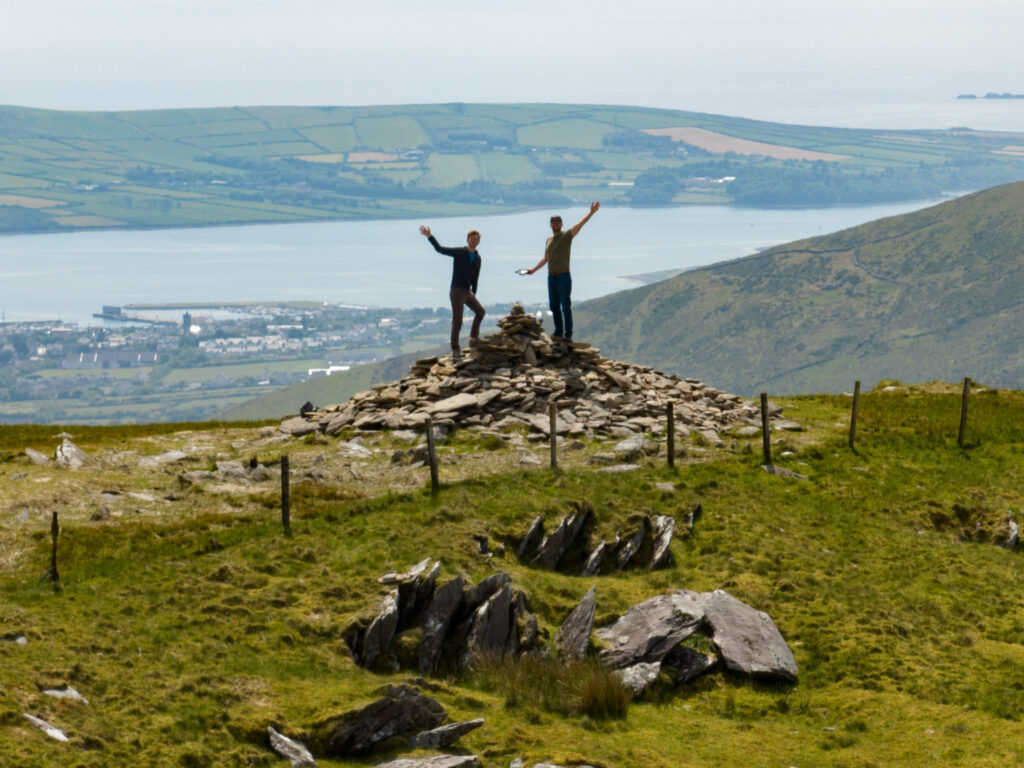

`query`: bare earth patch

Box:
[640,127,850,161]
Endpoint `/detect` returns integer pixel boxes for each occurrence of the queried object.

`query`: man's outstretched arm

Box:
[570,201,600,237]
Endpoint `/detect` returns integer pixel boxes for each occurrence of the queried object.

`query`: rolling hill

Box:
[573,181,1024,395]
[3,103,1024,233]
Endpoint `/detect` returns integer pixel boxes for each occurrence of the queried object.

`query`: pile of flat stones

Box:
[279,304,762,439]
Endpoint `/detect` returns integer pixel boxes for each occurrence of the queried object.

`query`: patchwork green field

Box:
[2,383,1024,766]
[3,103,1024,233]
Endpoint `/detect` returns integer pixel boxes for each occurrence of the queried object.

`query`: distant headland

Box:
[957,92,1024,100]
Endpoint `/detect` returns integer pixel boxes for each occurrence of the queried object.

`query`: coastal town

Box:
[0,301,521,423]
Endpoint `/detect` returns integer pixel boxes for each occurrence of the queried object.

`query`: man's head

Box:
[466,230,481,250]
[549,215,563,234]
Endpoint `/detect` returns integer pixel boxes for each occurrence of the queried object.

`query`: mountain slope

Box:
[574,181,1024,395]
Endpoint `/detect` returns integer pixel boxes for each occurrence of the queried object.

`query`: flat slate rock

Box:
[323,684,446,756]
[696,589,798,682]
[596,593,704,669]
[409,718,485,748]
[374,757,481,768]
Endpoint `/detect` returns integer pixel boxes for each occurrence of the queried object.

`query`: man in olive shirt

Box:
[526,201,600,341]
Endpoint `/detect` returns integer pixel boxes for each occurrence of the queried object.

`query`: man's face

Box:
[467,233,481,250]
[550,217,562,234]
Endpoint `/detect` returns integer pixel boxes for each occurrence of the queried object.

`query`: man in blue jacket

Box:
[419,225,486,355]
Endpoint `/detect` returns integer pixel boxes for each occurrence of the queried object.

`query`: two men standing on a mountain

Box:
[525,200,600,342]
[419,225,485,356]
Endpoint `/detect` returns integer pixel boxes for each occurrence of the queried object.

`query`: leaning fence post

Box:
[958,377,971,448]
[849,380,861,450]
[549,402,558,471]
[760,393,772,466]
[426,416,440,493]
[667,402,676,469]
[281,455,291,534]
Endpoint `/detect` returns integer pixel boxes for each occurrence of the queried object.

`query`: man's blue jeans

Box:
[547,271,573,339]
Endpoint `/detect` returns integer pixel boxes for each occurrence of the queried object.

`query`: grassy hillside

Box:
[3,384,1024,766]
[2,103,1024,233]
[574,181,1024,396]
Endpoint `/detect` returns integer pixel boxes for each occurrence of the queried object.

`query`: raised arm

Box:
[419,225,460,257]
[526,254,548,275]
[570,201,600,237]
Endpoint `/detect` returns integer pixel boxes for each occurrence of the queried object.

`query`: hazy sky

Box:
[4,0,1024,126]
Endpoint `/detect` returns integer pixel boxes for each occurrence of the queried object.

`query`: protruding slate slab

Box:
[23,713,69,742]
[354,590,399,668]
[463,583,517,663]
[322,684,446,756]
[418,575,465,676]
[556,586,596,662]
[698,589,798,682]
[374,756,482,768]
[409,718,485,748]
[649,515,675,570]
[596,593,704,669]
[268,725,316,767]
[533,504,593,570]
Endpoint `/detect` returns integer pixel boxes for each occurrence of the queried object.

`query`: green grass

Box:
[3,387,1024,765]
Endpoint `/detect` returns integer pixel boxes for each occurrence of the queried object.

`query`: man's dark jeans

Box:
[449,286,485,351]
[547,271,572,339]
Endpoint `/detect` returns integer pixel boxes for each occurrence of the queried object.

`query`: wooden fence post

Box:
[849,380,861,450]
[667,402,675,469]
[549,402,558,471]
[958,377,971,449]
[49,511,60,592]
[426,416,440,493]
[760,393,772,466]
[281,455,291,534]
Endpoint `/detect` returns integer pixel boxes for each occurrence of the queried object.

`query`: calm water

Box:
[0,198,952,327]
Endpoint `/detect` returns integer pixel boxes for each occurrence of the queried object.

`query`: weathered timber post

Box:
[549,402,558,471]
[47,511,60,592]
[760,393,772,467]
[849,380,861,450]
[667,402,676,469]
[958,377,971,449]
[281,455,291,534]
[426,416,440,493]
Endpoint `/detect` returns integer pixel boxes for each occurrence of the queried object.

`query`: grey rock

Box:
[595,463,641,473]
[654,482,676,493]
[533,503,593,570]
[23,713,69,742]
[516,515,544,561]
[410,718,485,748]
[279,416,319,437]
[464,583,518,663]
[614,661,661,698]
[375,757,481,768]
[138,450,189,468]
[323,684,446,756]
[1,632,28,645]
[596,593,704,669]
[355,590,399,668]
[338,441,374,459]
[761,464,807,480]
[735,425,761,437]
[698,589,798,682]
[612,435,649,461]
[24,447,50,465]
[581,541,607,576]
[556,586,596,661]
[661,645,717,686]
[649,515,675,570]
[42,684,88,704]
[419,575,465,676]
[773,419,804,431]
[616,516,651,570]
[268,725,316,767]
[464,572,511,614]
[55,439,87,469]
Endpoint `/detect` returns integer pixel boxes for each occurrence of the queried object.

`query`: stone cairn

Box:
[280,303,760,439]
